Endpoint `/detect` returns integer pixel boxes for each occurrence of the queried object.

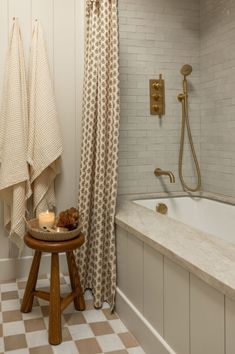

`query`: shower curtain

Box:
[75,0,120,309]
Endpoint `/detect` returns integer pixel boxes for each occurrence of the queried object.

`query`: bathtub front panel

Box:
[225,297,235,354]
[127,232,144,313]
[116,225,129,294]
[116,224,232,354]
[143,243,164,336]
[190,274,225,354]
[164,258,190,354]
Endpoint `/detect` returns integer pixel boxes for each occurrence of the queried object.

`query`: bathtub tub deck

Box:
[116,198,235,300]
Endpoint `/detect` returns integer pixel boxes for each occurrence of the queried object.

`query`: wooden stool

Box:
[21,233,85,345]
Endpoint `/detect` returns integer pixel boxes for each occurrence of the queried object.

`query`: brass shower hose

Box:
[178,79,201,192]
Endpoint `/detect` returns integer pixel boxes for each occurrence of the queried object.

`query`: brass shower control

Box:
[153,105,159,112]
[149,74,165,117]
[152,93,160,101]
[152,82,161,89]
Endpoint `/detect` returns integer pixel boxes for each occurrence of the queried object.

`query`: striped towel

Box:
[0,19,31,253]
[28,21,63,216]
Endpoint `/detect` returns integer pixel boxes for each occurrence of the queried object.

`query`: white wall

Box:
[0,0,84,269]
[118,0,200,195]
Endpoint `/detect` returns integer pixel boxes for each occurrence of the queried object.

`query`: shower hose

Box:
[178,88,201,192]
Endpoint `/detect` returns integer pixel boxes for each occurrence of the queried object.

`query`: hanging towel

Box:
[0,19,30,253]
[28,21,63,215]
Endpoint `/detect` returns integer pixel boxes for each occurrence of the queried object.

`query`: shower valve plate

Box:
[149,76,165,117]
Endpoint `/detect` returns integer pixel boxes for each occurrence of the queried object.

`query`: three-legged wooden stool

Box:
[21,233,85,345]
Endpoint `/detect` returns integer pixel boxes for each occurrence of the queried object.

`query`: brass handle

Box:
[156,203,168,215]
[152,82,161,90]
[152,104,159,112]
[152,94,160,101]
[177,93,185,102]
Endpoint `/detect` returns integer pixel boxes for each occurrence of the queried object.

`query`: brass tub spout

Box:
[154,168,175,183]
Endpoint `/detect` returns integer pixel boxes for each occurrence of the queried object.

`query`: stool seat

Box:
[21,233,85,345]
[24,233,85,253]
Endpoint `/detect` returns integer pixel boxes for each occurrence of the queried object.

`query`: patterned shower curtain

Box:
[75,0,120,309]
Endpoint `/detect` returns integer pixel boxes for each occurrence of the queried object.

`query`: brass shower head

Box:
[180,64,193,77]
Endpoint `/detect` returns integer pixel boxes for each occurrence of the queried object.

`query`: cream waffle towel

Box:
[28,21,62,216]
[0,19,30,252]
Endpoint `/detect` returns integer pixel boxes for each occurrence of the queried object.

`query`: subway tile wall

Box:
[118,0,201,195]
[200,0,235,197]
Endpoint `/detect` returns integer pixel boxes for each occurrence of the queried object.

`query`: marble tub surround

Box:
[115,198,235,302]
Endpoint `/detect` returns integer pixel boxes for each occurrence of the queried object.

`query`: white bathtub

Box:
[134,196,235,244]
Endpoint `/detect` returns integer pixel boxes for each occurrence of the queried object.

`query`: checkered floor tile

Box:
[0,274,145,354]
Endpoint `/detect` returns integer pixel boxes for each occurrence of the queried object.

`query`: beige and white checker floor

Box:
[0,274,145,354]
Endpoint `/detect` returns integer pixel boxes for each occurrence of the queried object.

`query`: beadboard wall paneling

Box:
[0,0,9,260]
[0,0,84,262]
[54,0,77,211]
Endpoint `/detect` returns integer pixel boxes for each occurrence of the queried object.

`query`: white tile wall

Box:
[118,0,235,199]
[200,0,235,197]
[118,0,201,195]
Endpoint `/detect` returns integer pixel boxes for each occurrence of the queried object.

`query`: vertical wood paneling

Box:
[31,0,54,71]
[116,226,128,294]
[0,0,8,100]
[0,0,9,258]
[143,244,164,336]
[127,232,144,312]
[0,0,84,263]
[190,274,224,354]
[164,257,190,354]
[8,0,31,61]
[225,296,235,354]
[53,0,77,211]
[75,0,85,187]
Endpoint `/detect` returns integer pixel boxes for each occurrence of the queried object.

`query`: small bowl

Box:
[26,218,83,242]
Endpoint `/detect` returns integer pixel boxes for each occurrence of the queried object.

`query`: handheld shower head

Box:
[180,64,193,77]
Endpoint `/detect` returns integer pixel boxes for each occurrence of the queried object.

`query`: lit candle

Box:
[38,211,55,229]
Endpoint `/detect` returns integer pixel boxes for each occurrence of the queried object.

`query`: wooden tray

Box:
[26,218,82,242]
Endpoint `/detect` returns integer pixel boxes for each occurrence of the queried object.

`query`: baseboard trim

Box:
[115,287,176,354]
[0,253,68,282]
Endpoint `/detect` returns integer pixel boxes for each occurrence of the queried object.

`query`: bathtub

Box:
[115,194,235,354]
[134,196,235,244]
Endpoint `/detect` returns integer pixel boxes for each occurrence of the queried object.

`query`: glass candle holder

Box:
[38,211,55,229]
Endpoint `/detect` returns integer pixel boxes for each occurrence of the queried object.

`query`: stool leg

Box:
[49,253,61,345]
[66,251,85,311]
[21,250,41,313]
